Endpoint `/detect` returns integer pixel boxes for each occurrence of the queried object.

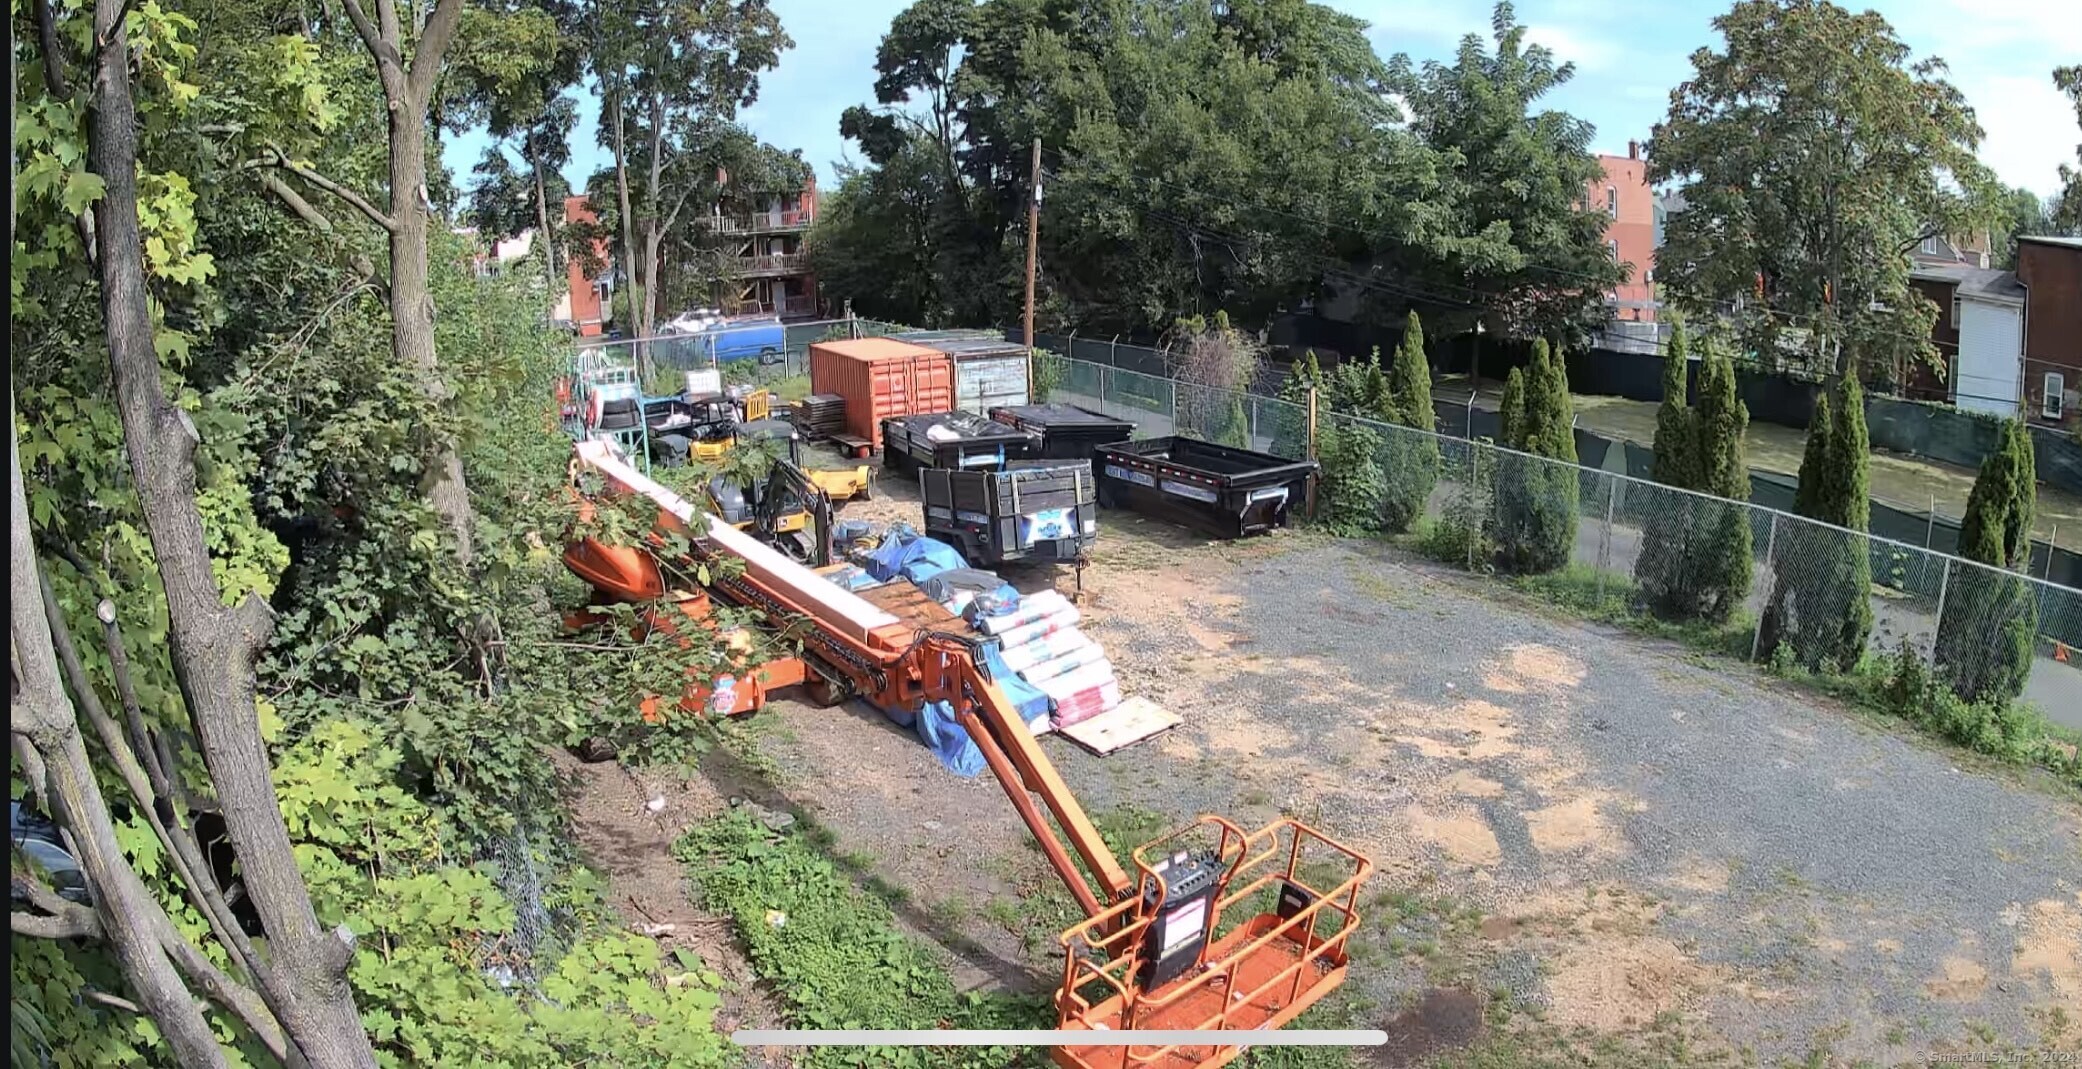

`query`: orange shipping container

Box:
[807,338,956,448]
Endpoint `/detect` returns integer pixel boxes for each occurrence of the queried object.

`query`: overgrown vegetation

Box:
[676,811,1046,1068]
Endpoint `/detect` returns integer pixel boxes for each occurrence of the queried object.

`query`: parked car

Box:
[11,800,89,907]
[659,307,723,336]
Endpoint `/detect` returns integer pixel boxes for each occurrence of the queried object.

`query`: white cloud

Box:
[1959,74,2075,197]
[1522,23,1619,73]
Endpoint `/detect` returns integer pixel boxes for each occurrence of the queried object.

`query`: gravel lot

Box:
[744,476,2082,1065]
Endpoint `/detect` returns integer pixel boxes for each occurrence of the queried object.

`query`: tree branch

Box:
[258,172,387,288]
[407,0,466,104]
[266,147,398,233]
[35,0,74,101]
[12,905,99,940]
[94,599,177,814]
[334,0,404,71]
[93,0,141,50]
[11,871,102,939]
[155,912,291,1065]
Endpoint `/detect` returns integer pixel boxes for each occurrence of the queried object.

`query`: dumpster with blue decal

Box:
[919,460,1097,567]
[1093,436,1317,539]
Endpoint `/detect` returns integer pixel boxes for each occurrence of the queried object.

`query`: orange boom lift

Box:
[564,439,1373,1069]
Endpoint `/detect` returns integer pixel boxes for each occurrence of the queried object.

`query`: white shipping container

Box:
[955,352,1031,413]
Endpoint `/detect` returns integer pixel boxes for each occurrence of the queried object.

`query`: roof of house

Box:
[2018,234,2082,250]
[1909,264,2026,304]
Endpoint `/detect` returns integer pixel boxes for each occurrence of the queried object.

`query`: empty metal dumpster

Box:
[1093,436,1317,538]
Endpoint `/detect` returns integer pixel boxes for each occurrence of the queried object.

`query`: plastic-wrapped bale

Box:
[1021,647,1110,686]
[993,606,1082,650]
[971,589,1070,635]
[1038,661,1122,728]
[997,629,1093,675]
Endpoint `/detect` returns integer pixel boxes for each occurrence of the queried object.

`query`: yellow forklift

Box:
[737,418,875,503]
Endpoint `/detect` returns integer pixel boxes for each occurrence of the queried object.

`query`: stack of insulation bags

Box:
[970,590,1121,730]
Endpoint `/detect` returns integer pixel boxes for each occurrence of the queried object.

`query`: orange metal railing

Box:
[1052,817,1372,1068]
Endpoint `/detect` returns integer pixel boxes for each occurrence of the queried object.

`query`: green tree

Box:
[1382,2,1623,341]
[1650,0,1999,381]
[1270,350,1324,460]
[1761,376,1874,669]
[1994,185,2061,269]
[1378,312,1441,533]
[585,0,795,343]
[1317,420,1387,537]
[1498,365,1527,447]
[1489,340,1578,573]
[2058,65,2082,231]
[1934,420,2038,703]
[1635,322,1755,620]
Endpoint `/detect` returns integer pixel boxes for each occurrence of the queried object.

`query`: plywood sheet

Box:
[1058,696,1180,756]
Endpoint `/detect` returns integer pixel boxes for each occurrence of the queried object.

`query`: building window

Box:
[1950,295,1960,328]
[1608,239,1619,261]
[1606,187,1617,218]
[2048,373,2067,421]
[1921,235,1941,256]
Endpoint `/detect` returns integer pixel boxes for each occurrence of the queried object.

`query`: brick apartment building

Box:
[1589,142,1656,321]
[558,175,820,337]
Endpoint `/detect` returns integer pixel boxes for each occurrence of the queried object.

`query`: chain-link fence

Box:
[573,317,859,390]
[1034,353,2082,725]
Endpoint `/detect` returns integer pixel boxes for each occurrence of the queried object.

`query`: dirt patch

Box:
[2010,895,2082,1005]
[552,749,787,1062]
[1523,795,1619,857]
[1924,954,1991,1002]
[1665,857,1733,895]
[1400,803,1502,867]
[1372,987,1486,1067]
[1492,890,1711,1032]
[1497,644,1588,690]
[1442,770,1506,799]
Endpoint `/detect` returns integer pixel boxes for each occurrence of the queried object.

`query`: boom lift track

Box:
[565,439,1372,1069]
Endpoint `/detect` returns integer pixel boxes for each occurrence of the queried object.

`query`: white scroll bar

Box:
[731,1029,1388,1048]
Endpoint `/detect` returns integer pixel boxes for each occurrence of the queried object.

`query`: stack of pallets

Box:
[792,394,847,441]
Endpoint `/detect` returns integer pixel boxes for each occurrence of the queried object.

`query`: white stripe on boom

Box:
[730,1030,1388,1048]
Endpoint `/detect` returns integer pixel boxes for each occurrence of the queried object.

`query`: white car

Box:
[659,308,723,336]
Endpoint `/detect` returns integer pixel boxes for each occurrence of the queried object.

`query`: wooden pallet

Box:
[829,433,872,458]
[1058,697,1180,756]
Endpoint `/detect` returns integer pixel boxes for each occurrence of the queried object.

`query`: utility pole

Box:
[1023,138,1042,377]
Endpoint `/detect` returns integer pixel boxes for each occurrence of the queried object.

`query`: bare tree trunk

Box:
[609,92,642,341]
[532,153,557,297]
[385,82,475,562]
[86,3,377,1064]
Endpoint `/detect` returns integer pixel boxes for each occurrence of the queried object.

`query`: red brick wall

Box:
[1590,152,1656,320]
[2017,240,2082,429]
[564,195,608,336]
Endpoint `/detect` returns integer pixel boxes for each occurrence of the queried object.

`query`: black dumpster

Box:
[881,411,1039,475]
[988,404,1137,470]
[920,460,1097,566]
[1093,437,1317,538]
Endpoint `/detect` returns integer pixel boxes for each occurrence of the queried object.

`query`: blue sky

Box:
[443,0,2080,200]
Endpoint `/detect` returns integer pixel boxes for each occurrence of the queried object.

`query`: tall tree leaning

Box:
[83,1,379,1063]
[281,0,475,561]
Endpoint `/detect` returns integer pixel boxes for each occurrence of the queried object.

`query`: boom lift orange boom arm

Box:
[566,439,1372,1069]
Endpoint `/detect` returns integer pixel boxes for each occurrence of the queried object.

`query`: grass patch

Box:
[675,811,1048,1067]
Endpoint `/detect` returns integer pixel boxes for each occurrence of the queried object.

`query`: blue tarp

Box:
[914,700,985,777]
[863,523,966,584]
[979,642,1053,729]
